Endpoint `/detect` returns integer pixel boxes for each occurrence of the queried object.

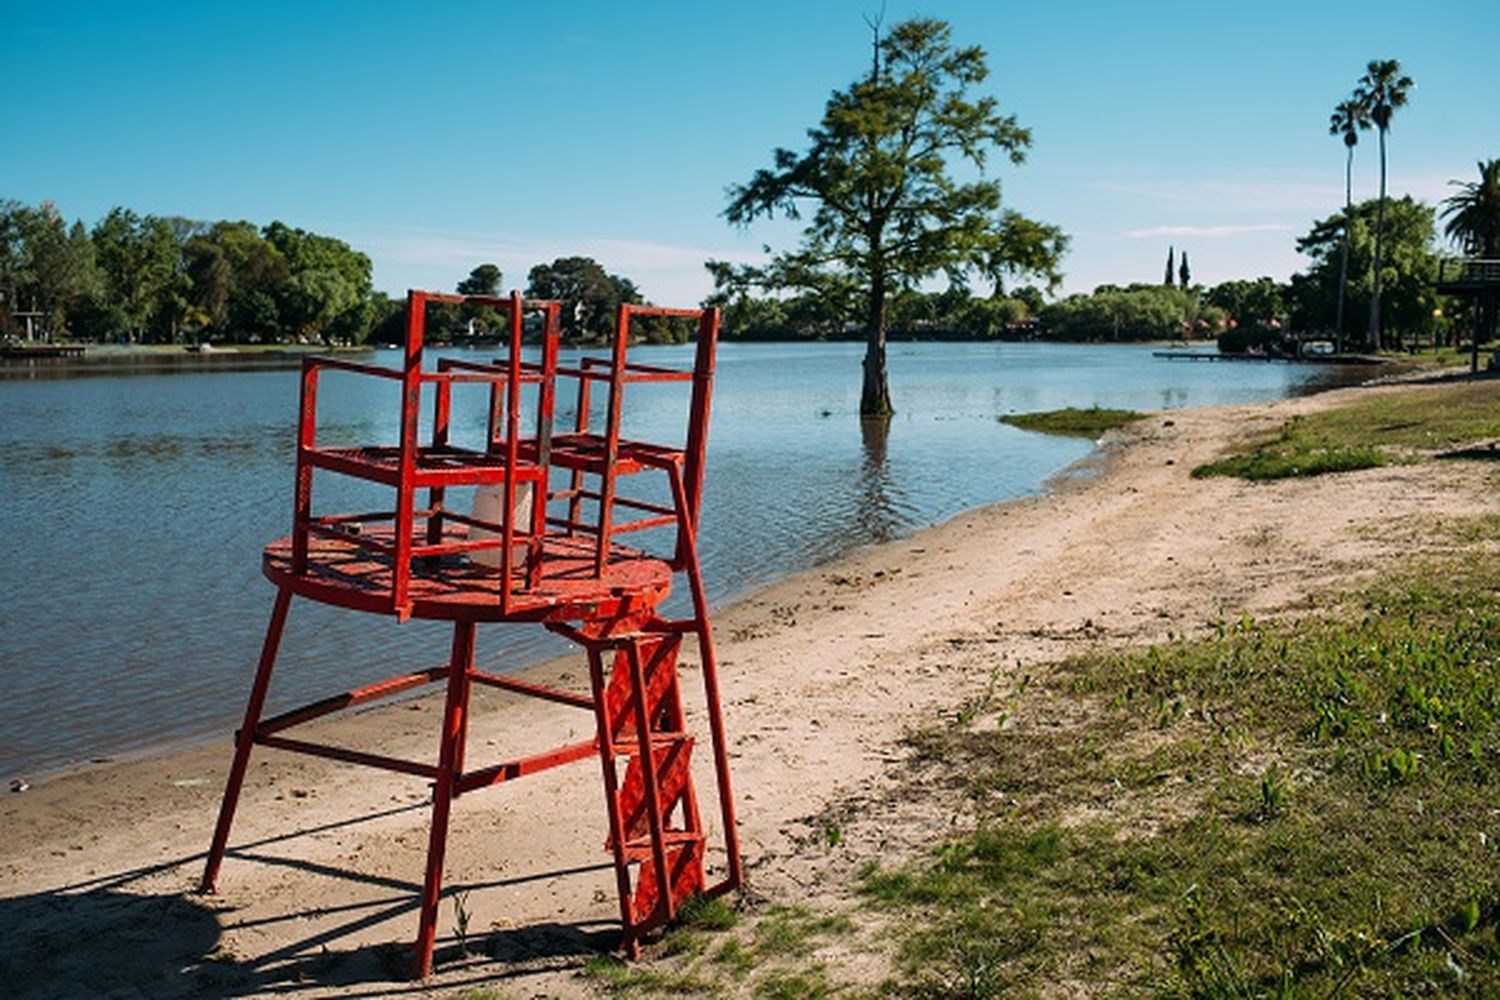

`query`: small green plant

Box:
[1257,763,1288,820]
[823,823,842,848]
[452,889,472,958]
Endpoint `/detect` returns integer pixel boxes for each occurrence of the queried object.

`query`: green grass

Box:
[582,898,859,997]
[583,954,716,996]
[1194,380,1500,480]
[1000,406,1146,439]
[862,550,1500,997]
[1192,416,1387,480]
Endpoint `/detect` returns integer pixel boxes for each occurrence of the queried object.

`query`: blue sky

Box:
[5,1,1496,304]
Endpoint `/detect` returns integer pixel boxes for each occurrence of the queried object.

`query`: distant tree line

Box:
[709,188,1488,353]
[367,256,696,346]
[0,200,375,344]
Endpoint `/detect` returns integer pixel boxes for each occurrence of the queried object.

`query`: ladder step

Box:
[621,829,705,861]
[612,731,689,755]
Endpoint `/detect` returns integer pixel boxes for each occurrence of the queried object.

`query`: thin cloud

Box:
[1124,223,1295,239]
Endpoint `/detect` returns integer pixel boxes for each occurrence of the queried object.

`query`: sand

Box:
[2,376,1493,998]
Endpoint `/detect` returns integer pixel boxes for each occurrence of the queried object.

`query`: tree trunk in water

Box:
[860,269,893,417]
[1368,128,1388,352]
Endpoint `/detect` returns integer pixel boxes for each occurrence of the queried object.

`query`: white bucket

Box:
[468,481,534,570]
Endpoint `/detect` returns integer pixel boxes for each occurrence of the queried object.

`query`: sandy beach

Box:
[3,375,1493,999]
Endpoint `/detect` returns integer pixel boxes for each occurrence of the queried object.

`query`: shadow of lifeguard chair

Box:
[199,290,741,978]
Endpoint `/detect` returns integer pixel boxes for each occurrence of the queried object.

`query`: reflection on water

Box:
[854,416,907,545]
[0,342,1368,778]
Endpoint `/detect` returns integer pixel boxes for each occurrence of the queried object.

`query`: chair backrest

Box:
[550,304,720,574]
[291,289,562,617]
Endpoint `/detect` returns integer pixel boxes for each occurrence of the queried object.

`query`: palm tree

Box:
[1352,59,1414,351]
[1329,98,1369,353]
[1442,158,1500,349]
[1441,159,1500,257]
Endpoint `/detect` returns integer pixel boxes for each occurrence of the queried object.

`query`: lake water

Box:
[0,342,1362,779]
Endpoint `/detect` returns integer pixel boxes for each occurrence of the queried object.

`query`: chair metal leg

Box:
[201,587,294,893]
[414,620,475,978]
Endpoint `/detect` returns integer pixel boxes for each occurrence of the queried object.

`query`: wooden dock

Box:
[1153,351,1387,365]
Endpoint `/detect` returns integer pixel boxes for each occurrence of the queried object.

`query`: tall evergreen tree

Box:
[1179,250,1190,289]
[1164,246,1175,287]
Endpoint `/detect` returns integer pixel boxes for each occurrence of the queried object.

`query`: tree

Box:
[1164,246,1175,287]
[212,221,290,340]
[90,208,182,341]
[1178,250,1191,289]
[1290,196,1438,341]
[1441,158,1500,347]
[1205,277,1285,330]
[1351,59,1413,350]
[1442,159,1500,258]
[526,256,642,340]
[263,221,372,342]
[1040,284,1200,341]
[1328,97,1369,352]
[724,17,1066,416]
[457,263,502,296]
[0,201,102,339]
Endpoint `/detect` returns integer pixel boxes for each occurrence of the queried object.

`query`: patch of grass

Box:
[582,954,715,996]
[1000,406,1145,439]
[675,893,740,931]
[712,937,756,978]
[754,967,834,999]
[1296,379,1500,451]
[1193,415,1387,480]
[1196,381,1500,481]
[864,560,1500,996]
[753,905,857,959]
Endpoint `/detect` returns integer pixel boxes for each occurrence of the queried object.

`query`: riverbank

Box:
[3,373,1494,997]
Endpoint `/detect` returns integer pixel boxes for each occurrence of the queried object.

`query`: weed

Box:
[1256,763,1288,821]
[452,889,472,957]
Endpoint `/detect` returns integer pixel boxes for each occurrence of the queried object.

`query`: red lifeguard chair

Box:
[199,290,741,977]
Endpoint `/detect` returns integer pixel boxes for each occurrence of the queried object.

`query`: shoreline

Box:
[4,373,1492,997]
